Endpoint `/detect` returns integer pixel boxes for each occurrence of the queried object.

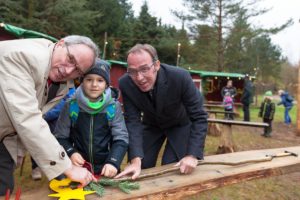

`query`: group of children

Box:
[223,86,291,138]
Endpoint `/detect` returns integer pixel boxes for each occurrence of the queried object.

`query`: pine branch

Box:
[89,181,105,196]
[118,181,140,194]
[85,178,140,197]
[98,178,118,187]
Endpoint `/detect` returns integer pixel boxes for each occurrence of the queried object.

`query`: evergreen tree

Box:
[180,0,291,72]
[86,0,135,59]
[133,2,161,45]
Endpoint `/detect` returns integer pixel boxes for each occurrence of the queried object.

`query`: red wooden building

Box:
[107,60,250,103]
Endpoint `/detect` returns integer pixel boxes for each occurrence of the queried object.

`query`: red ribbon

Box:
[82,161,102,180]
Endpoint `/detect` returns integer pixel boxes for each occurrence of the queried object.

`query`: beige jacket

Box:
[0,38,72,180]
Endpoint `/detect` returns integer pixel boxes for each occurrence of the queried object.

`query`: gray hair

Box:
[63,35,99,58]
[127,44,158,61]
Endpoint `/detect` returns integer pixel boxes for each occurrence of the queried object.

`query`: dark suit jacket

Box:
[241,80,253,105]
[119,64,208,160]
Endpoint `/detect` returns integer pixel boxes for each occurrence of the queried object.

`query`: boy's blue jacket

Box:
[54,87,128,173]
[278,92,293,107]
[44,87,75,121]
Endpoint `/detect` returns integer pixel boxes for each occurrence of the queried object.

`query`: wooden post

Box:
[216,124,236,154]
[297,66,300,136]
[207,113,221,136]
[102,32,108,60]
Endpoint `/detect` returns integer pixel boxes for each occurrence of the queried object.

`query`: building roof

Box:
[189,69,246,79]
[107,59,127,67]
[0,22,58,42]
[106,60,254,79]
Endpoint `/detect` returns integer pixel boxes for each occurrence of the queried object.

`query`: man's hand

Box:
[70,152,85,166]
[64,165,97,187]
[101,164,118,178]
[174,155,198,174]
[115,157,141,180]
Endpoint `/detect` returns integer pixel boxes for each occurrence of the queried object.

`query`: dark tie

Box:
[148,89,156,108]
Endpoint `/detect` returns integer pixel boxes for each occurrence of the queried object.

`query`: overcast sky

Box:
[129,0,300,65]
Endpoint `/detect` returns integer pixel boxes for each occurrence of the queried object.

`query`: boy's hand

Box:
[101,164,118,178]
[70,152,85,166]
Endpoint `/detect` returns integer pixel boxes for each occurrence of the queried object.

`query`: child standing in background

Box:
[223,92,234,120]
[54,59,128,177]
[259,91,275,137]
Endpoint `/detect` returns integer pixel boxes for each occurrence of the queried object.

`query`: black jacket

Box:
[55,95,128,174]
[259,100,275,120]
[241,80,253,105]
[119,64,207,160]
[221,86,237,98]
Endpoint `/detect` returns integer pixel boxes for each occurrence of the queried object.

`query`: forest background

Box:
[1,0,298,94]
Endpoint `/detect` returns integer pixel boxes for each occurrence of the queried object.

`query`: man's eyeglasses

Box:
[127,61,156,78]
[65,45,85,76]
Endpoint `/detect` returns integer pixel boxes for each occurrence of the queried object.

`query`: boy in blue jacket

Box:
[278,90,293,125]
[54,59,128,177]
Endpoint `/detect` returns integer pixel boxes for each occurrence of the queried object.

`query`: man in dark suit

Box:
[241,74,254,121]
[115,44,207,179]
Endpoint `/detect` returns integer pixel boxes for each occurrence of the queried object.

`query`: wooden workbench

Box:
[15,146,300,200]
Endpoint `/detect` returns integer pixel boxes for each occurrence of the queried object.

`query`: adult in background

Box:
[0,35,98,195]
[278,89,294,125]
[221,80,237,99]
[241,74,253,121]
[115,44,207,180]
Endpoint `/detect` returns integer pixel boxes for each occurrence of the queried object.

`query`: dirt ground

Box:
[6,121,300,200]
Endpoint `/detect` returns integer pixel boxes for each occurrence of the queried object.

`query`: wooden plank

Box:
[13,146,300,200]
[97,146,300,200]
[208,118,268,127]
[206,110,237,115]
[204,104,225,109]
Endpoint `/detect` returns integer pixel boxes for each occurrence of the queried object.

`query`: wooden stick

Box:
[116,152,297,182]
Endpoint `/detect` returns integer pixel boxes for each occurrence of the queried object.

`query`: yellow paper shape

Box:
[48,178,95,200]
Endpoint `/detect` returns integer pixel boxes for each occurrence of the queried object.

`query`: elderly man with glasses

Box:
[116,44,207,180]
[0,35,99,195]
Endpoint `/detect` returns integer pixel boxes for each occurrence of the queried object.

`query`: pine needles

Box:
[84,178,140,197]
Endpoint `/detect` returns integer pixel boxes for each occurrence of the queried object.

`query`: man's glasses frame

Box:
[127,61,157,78]
[65,45,85,76]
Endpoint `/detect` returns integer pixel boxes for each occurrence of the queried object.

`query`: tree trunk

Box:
[297,66,300,136]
